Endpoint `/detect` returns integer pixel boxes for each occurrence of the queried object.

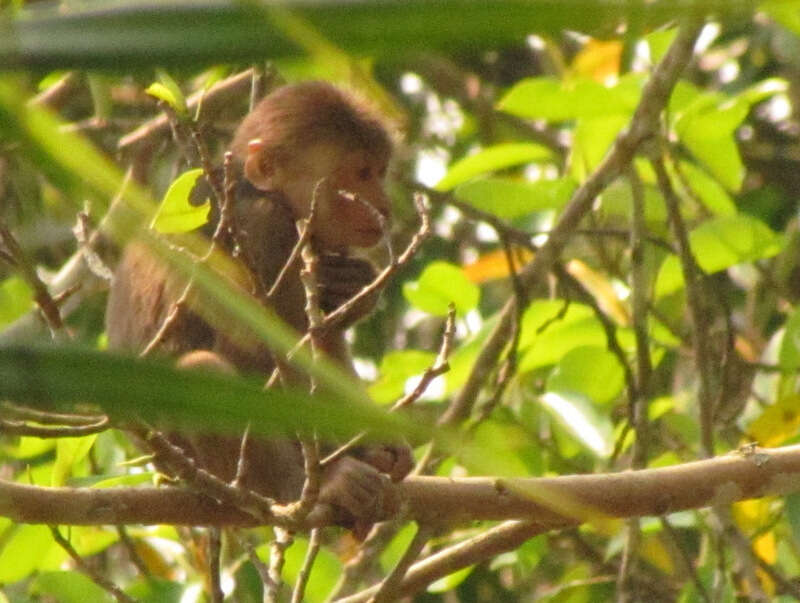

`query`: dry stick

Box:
[267,527,293,603]
[0,402,105,426]
[0,219,65,334]
[368,523,435,603]
[119,69,255,152]
[232,424,252,488]
[337,520,554,603]
[116,526,153,582]
[323,300,456,470]
[208,527,225,603]
[143,429,286,527]
[0,417,110,438]
[438,18,704,428]
[392,304,456,411]
[651,155,715,457]
[618,167,653,602]
[660,517,712,603]
[292,528,322,603]
[49,526,136,603]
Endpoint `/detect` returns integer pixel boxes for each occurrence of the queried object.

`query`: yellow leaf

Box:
[463,247,534,283]
[566,259,630,325]
[746,395,800,447]
[571,39,623,82]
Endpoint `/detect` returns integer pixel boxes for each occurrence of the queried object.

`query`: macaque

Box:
[106,81,412,526]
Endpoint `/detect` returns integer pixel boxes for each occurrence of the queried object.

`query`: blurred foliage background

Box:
[4,0,800,601]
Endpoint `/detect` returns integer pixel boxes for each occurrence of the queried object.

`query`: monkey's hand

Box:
[318,254,379,323]
[356,443,414,482]
[318,456,399,526]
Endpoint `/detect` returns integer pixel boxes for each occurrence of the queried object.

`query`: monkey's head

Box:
[231,82,394,252]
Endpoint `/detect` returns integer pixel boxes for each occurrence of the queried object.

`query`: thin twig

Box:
[392,304,456,411]
[208,527,224,603]
[652,155,715,457]
[266,527,293,603]
[0,417,110,438]
[0,219,65,333]
[291,528,322,603]
[49,526,136,603]
[368,523,434,603]
[116,526,153,581]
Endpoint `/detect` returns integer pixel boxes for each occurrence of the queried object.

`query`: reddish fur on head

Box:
[231,81,394,251]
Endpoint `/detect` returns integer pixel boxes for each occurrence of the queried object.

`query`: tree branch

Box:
[2,444,799,528]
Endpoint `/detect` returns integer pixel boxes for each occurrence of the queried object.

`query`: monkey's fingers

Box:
[358,443,414,482]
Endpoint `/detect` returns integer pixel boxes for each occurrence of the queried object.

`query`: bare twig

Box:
[116,526,153,581]
[208,527,224,603]
[0,417,110,438]
[291,528,322,603]
[266,527,293,603]
[49,526,136,603]
[392,304,456,411]
[652,155,715,457]
[368,523,434,603]
[1,402,105,426]
[0,219,65,333]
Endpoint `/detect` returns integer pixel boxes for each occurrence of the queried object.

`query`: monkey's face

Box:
[246,142,391,251]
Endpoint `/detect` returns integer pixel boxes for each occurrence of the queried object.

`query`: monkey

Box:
[106,81,413,527]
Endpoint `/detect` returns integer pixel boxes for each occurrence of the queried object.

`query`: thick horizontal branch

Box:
[2,444,799,528]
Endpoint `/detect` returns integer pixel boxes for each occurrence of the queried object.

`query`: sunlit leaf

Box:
[779,306,800,370]
[52,434,97,487]
[746,395,800,447]
[570,39,622,81]
[546,346,625,405]
[403,261,480,316]
[539,391,613,457]
[427,565,475,593]
[436,142,553,191]
[453,177,576,218]
[151,168,210,234]
[32,571,114,603]
[0,276,33,329]
[499,74,643,122]
[0,525,53,582]
[674,161,736,216]
[282,536,342,603]
[463,247,534,283]
[655,214,784,298]
[368,350,436,404]
[518,301,608,371]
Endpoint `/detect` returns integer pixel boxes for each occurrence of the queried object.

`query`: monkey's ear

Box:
[243,138,274,190]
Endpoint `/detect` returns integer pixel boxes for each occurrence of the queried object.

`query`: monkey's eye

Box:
[358,166,372,181]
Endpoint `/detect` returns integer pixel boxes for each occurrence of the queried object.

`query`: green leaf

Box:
[675,161,736,217]
[33,571,113,603]
[655,214,785,297]
[0,276,33,329]
[151,168,210,234]
[498,74,643,122]
[403,261,479,317]
[435,142,553,191]
[52,434,98,487]
[570,114,628,180]
[428,566,475,593]
[368,350,437,404]
[546,346,624,405]
[518,301,607,371]
[144,82,180,112]
[0,525,54,582]
[0,345,424,444]
[779,307,800,371]
[763,0,800,34]
[453,177,577,219]
[155,69,187,115]
[539,391,613,458]
[674,79,788,192]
